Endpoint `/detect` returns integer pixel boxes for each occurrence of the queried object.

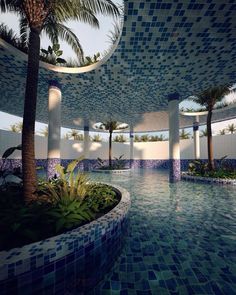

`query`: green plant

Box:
[38,157,89,201]
[188,160,208,176]
[92,134,102,142]
[113,155,125,169]
[113,134,127,142]
[81,52,101,66]
[85,183,117,211]
[0,145,22,185]
[40,44,66,65]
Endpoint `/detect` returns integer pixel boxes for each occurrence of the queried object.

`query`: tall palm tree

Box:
[179,129,190,140]
[227,123,236,134]
[1,0,119,202]
[96,121,126,168]
[190,85,233,170]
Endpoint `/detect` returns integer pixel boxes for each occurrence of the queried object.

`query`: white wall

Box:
[0,129,236,160]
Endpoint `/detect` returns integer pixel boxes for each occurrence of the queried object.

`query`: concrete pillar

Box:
[168,92,180,182]
[83,121,90,171]
[193,116,200,159]
[47,80,61,179]
[130,125,134,169]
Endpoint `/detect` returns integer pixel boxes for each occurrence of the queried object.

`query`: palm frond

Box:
[75,0,120,17]
[19,16,29,47]
[43,20,84,60]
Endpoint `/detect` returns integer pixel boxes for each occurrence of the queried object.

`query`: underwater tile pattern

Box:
[0,184,131,294]
[88,169,236,295]
[1,1,236,129]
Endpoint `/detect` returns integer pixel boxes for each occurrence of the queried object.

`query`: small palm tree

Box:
[227,123,236,134]
[1,0,119,202]
[92,134,102,142]
[200,128,208,137]
[8,122,23,133]
[39,126,48,137]
[80,52,101,66]
[179,129,190,140]
[149,135,158,142]
[219,129,226,135]
[140,135,149,142]
[158,134,166,141]
[190,85,233,170]
[134,135,140,142]
[113,134,127,143]
[67,129,83,141]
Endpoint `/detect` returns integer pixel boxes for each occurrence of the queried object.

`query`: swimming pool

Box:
[88,169,236,295]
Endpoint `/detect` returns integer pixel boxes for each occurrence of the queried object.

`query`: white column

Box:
[193,115,200,159]
[83,121,90,171]
[130,125,134,168]
[168,93,180,182]
[47,80,61,179]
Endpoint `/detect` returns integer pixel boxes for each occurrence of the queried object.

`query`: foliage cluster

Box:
[134,134,167,142]
[188,157,236,179]
[96,155,126,170]
[0,159,119,251]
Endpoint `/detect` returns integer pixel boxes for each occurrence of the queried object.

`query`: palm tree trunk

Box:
[207,110,214,170]
[22,28,41,203]
[109,131,112,168]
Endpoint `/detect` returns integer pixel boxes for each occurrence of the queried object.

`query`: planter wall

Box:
[0,185,131,295]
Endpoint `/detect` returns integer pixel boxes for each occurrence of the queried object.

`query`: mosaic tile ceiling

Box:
[0,0,236,131]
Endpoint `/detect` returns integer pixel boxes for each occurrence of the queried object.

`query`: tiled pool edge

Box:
[1,159,236,172]
[0,184,131,294]
[181,172,236,185]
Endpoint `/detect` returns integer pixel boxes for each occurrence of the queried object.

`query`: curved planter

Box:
[92,168,131,174]
[0,184,131,294]
[182,172,236,185]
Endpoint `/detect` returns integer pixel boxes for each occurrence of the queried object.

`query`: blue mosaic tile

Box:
[1,1,236,129]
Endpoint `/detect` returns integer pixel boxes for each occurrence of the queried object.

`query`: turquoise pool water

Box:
[88,169,236,295]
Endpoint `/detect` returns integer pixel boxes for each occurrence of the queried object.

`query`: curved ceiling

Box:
[0,0,236,132]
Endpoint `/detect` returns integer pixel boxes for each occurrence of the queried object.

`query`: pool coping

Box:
[181,172,236,185]
[0,183,131,281]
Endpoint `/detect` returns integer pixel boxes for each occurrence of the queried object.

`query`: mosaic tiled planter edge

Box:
[181,172,236,185]
[0,183,131,295]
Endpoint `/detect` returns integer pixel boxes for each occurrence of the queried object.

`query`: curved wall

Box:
[0,185,131,294]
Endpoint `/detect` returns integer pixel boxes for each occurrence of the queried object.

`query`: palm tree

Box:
[134,135,140,142]
[200,128,208,137]
[219,129,226,135]
[67,129,83,141]
[190,85,233,170]
[113,134,127,143]
[92,134,102,142]
[179,129,190,140]
[227,123,236,134]
[8,122,23,133]
[140,134,149,142]
[96,121,126,168]
[1,0,119,202]
[39,126,48,137]
[149,135,158,142]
